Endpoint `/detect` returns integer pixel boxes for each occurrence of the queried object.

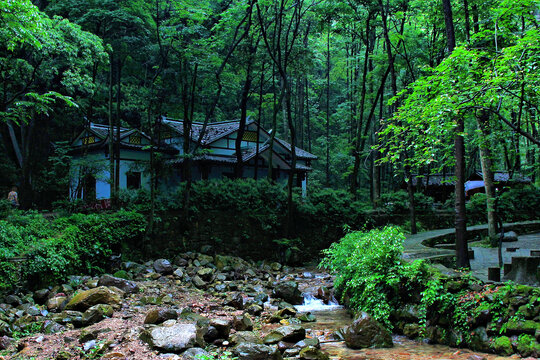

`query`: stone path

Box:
[471,232,540,282]
[403,220,540,282]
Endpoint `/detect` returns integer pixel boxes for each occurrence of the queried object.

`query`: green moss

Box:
[506,320,540,334]
[113,270,130,280]
[516,334,540,357]
[491,336,513,356]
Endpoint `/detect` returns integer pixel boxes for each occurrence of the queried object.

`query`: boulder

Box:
[197,268,214,282]
[33,289,49,304]
[98,275,139,294]
[490,336,513,356]
[65,286,124,311]
[233,343,283,360]
[144,308,178,324]
[225,293,244,310]
[82,304,114,326]
[140,322,205,353]
[263,325,306,344]
[469,327,490,352]
[42,320,65,334]
[210,318,230,339]
[233,314,253,331]
[342,312,393,349]
[51,310,84,327]
[299,346,329,360]
[181,347,211,359]
[272,281,303,305]
[316,287,332,304]
[499,231,518,242]
[153,259,174,274]
[46,296,67,311]
[295,338,320,349]
[229,331,263,345]
[192,275,207,289]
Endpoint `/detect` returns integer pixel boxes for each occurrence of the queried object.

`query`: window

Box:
[127,172,142,189]
[82,136,96,145]
[242,131,258,142]
[161,130,174,140]
[129,135,141,145]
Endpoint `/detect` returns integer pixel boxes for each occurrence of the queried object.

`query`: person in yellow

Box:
[7,186,19,208]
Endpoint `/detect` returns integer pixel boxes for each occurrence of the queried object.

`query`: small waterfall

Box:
[295,293,343,312]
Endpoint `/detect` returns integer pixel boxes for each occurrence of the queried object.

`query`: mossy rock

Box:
[113,270,131,280]
[490,336,513,356]
[506,320,540,335]
[516,334,540,357]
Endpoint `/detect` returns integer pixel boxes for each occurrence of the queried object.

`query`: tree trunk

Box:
[325,22,331,186]
[443,0,470,268]
[477,110,497,240]
[115,61,122,196]
[108,53,115,204]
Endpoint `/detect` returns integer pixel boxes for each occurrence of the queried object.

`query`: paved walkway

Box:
[403,220,540,282]
[471,232,540,282]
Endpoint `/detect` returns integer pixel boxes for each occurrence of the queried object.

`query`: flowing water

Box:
[294,277,515,360]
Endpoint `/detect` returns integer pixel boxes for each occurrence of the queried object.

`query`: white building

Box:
[69,118,317,201]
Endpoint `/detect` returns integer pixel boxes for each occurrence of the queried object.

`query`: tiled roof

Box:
[162,118,254,145]
[162,117,317,160]
[274,137,317,160]
[411,174,456,187]
[474,171,532,183]
[89,123,134,140]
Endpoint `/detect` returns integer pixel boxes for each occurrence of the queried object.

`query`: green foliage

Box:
[0,210,145,291]
[196,351,237,360]
[466,187,540,225]
[320,227,430,329]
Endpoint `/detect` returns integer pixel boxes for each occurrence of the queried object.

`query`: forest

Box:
[1,0,537,199]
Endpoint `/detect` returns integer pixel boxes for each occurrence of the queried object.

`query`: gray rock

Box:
[192,275,206,289]
[4,295,22,306]
[197,268,214,282]
[82,304,114,326]
[98,274,139,294]
[47,296,67,311]
[499,231,518,242]
[233,314,253,331]
[33,289,50,304]
[299,346,329,360]
[342,312,393,349]
[51,310,84,327]
[154,259,174,274]
[42,320,65,334]
[210,318,231,339]
[229,331,262,345]
[173,268,184,278]
[272,281,303,305]
[263,325,306,344]
[144,308,179,324]
[225,293,244,310]
[140,322,205,353]
[233,343,283,360]
[294,338,320,349]
[181,347,210,359]
[65,286,124,311]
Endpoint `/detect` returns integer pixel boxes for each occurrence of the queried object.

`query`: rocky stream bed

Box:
[0,252,534,359]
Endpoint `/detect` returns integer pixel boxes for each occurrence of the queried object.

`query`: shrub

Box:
[319,226,430,329]
[466,186,540,225]
[0,210,146,290]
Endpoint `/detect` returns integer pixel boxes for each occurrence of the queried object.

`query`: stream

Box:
[293,272,514,360]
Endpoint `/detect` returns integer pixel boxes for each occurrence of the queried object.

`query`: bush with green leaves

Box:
[319,226,430,329]
[466,186,540,225]
[0,210,146,290]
